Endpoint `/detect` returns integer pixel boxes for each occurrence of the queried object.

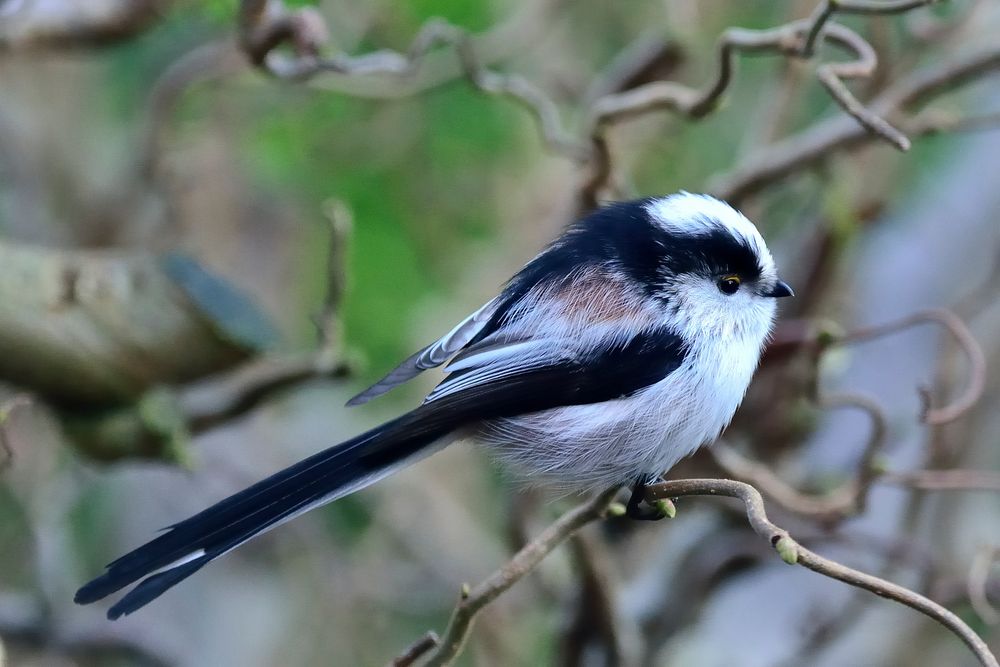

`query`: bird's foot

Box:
[625,477,671,521]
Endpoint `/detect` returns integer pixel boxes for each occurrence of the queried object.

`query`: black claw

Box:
[625,477,668,521]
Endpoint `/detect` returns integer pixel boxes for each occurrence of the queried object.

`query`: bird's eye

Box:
[717,274,741,295]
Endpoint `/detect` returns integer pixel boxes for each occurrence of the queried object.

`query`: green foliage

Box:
[244,80,523,368]
[67,482,119,576]
[0,485,31,586]
[403,0,496,31]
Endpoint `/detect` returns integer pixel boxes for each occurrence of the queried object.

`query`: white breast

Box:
[475,321,770,491]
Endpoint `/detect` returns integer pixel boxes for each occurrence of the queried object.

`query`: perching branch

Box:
[402,470,1000,666]
[643,478,999,667]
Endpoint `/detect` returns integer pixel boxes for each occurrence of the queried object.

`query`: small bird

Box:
[76,192,792,618]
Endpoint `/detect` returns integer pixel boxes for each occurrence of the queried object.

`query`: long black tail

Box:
[75,410,448,619]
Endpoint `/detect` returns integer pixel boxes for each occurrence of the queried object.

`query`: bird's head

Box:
[640,192,792,343]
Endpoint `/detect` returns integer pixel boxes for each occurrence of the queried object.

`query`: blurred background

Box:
[0,0,998,665]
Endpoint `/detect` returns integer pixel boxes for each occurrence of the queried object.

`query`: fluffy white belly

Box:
[475,339,761,490]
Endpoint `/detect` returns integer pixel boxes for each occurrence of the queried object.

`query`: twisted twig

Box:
[712,44,1000,201]
[839,308,986,425]
[644,478,998,667]
[237,0,949,212]
[411,488,619,667]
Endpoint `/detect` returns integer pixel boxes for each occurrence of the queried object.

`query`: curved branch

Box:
[768,309,985,427]
[644,478,999,667]
[710,390,887,523]
[800,0,940,58]
[968,545,1000,625]
[419,488,620,667]
[236,0,943,213]
[815,22,910,150]
[711,44,1000,201]
[839,308,986,425]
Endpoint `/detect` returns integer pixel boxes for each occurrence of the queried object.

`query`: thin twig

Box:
[0,0,174,50]
[0,395,31,472]
[814,22,911,150]
[839,308,986,425]
[238,0,327,68]
[419,488,620,667]
[880,469,1000,493]
[710,390,888,522]
[968,545,1000,625]
[137,40,244,182]
[179,353,353,434]
[800,0,940,57]
[559,532,629,666]
[644,478,999,667]
[712,44,1000,201]
[711,443,855,519]
[818,392,889,514]
[314,199,352,357]
[387,631,440,667]
[769,309,985,427]
[236,0,943,213]
[237,6,585,159]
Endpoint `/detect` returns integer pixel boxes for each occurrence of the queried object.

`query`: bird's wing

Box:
[347,258,658,407]
[346,296,502,406]
[353,323,689,469]
[420,324,688,419]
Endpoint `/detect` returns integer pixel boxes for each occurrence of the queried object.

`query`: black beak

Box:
[764,279,794,298]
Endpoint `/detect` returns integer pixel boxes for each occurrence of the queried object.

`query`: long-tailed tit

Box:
[76,192,793,618]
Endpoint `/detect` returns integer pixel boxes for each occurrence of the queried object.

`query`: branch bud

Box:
[774,536,799,565]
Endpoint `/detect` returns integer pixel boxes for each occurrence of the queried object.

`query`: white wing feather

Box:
[346,297,501,406]
[424,337,572,403]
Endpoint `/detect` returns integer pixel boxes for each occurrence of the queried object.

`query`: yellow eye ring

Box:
[717,274,741,295]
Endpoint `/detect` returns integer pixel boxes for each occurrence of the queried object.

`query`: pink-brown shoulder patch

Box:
[555,269,651,323]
